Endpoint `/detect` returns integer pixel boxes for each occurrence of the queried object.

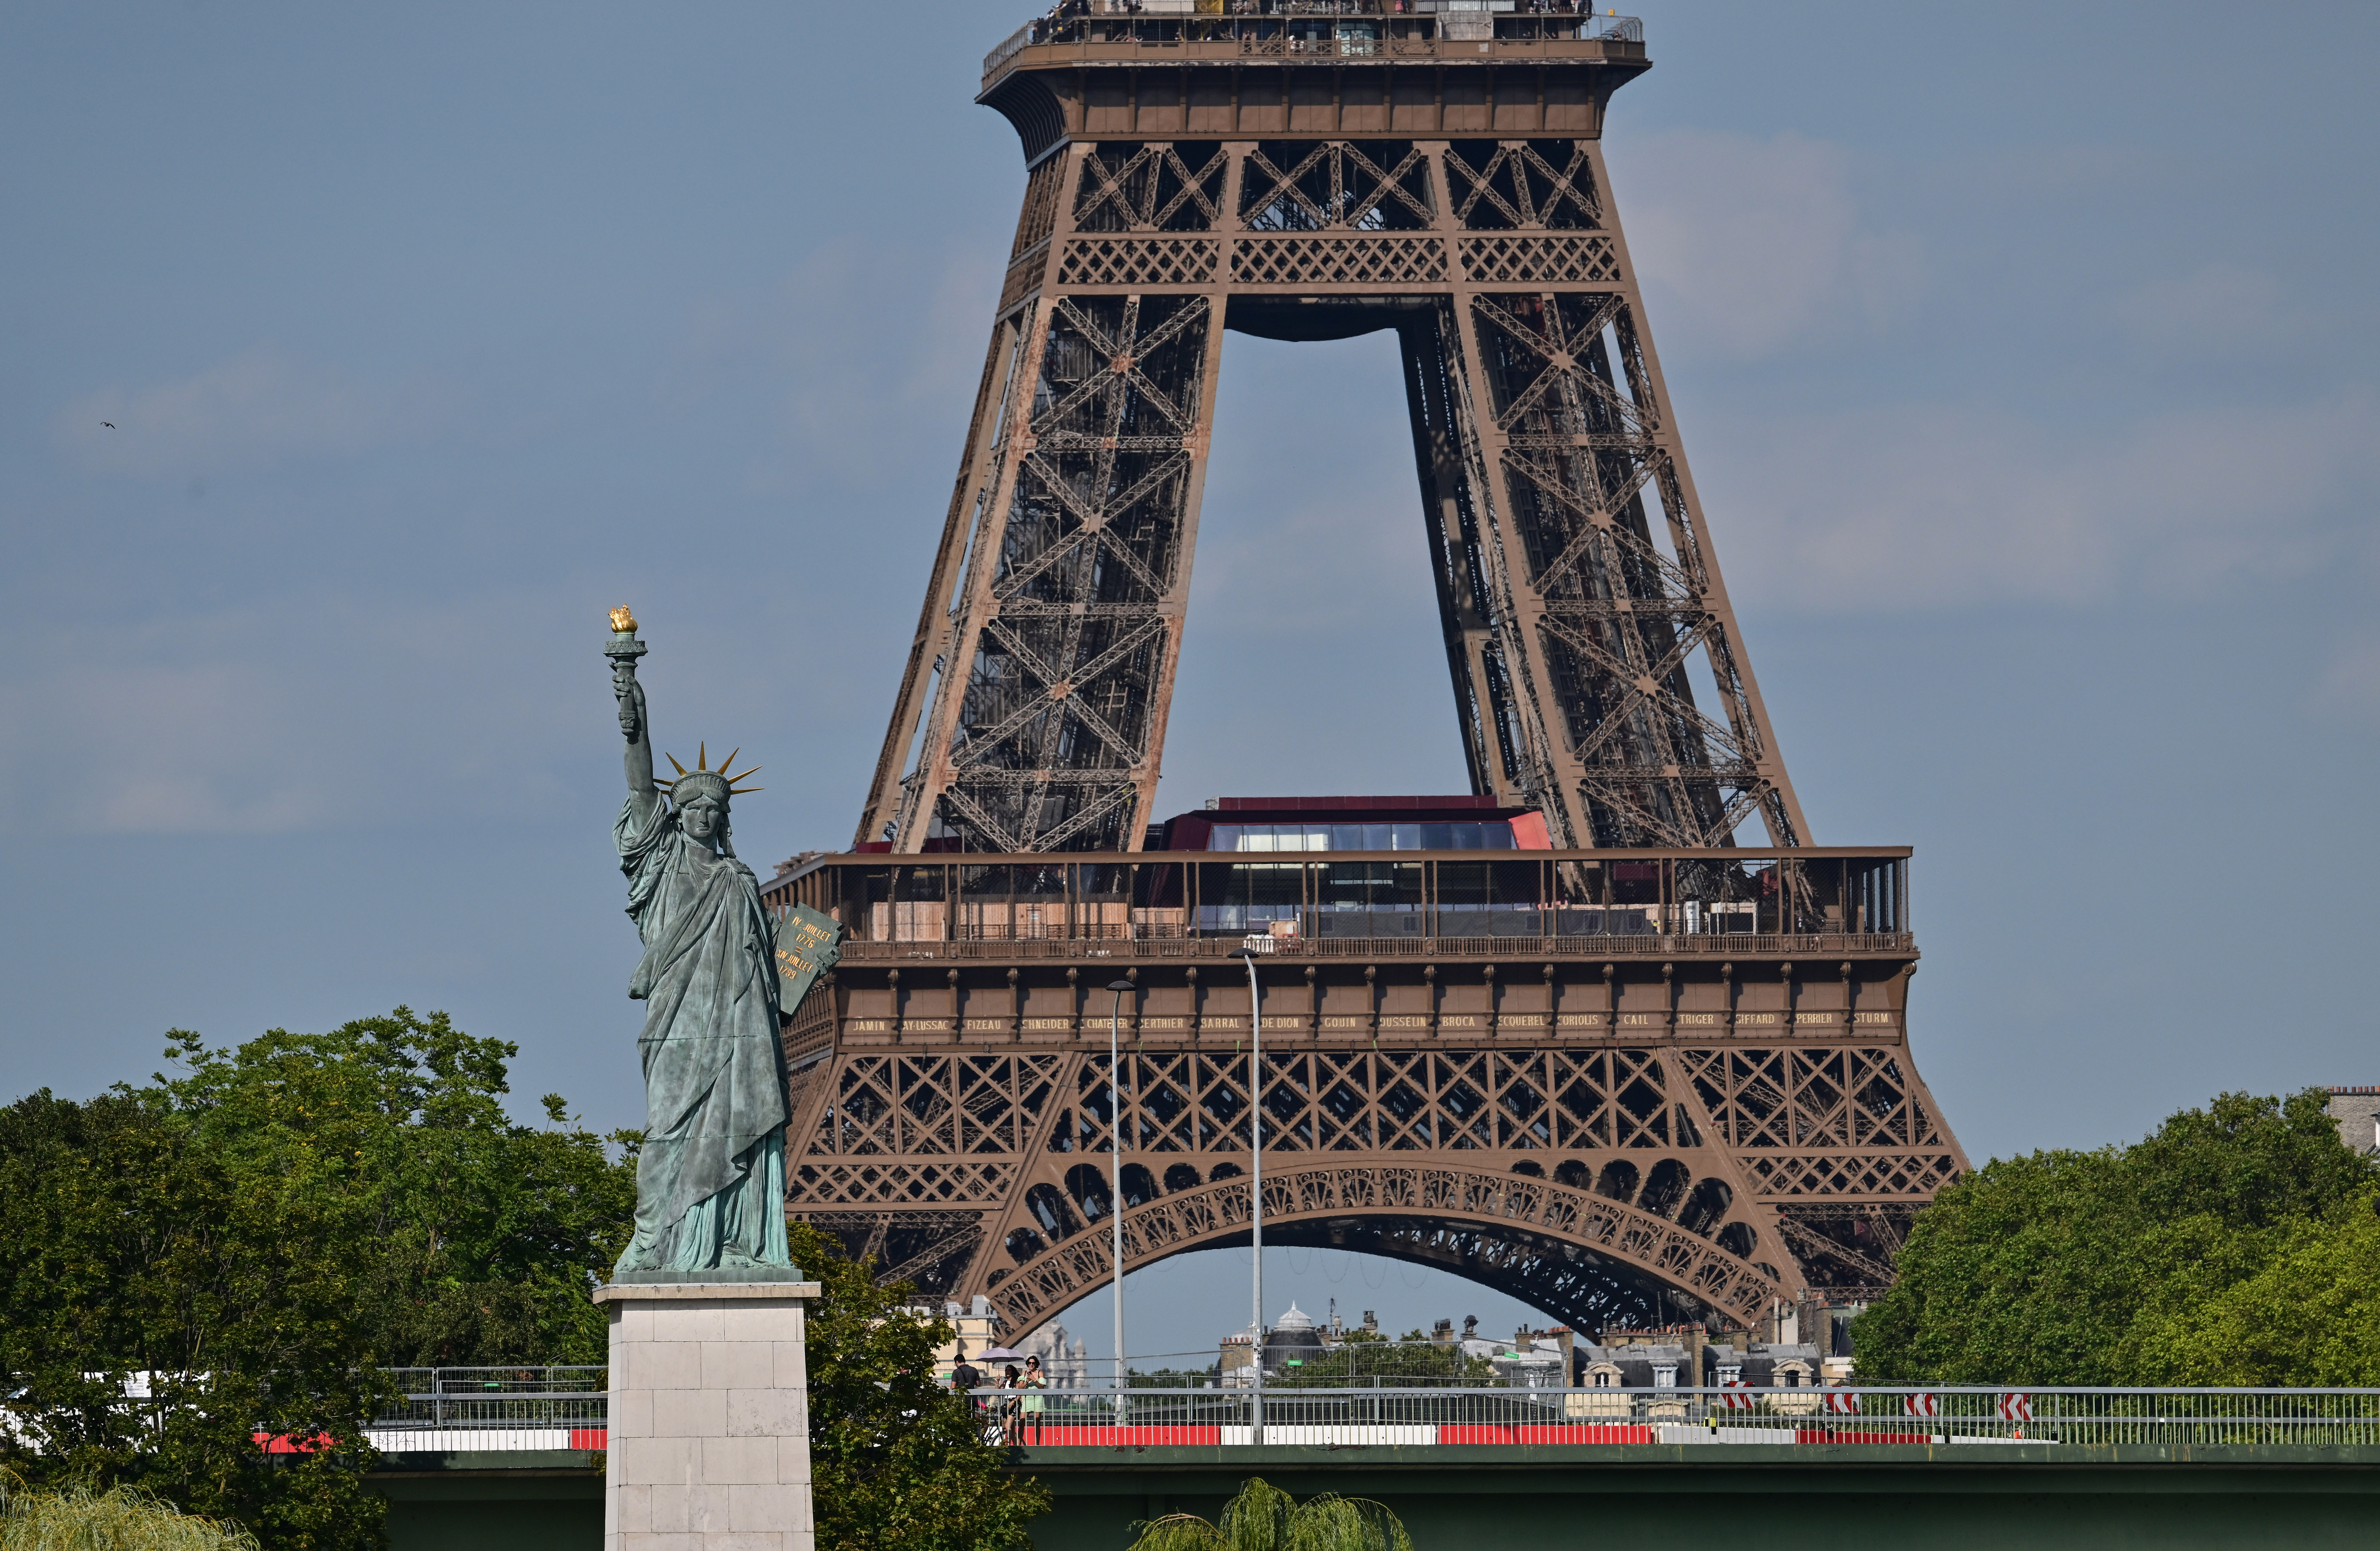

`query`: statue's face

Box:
[680,794,725,843]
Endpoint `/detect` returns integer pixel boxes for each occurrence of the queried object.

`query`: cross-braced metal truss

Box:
[891,293,1212,854]
[788,1037,1956,1332]
[1464,291,1794,847]
[857,135,1809,856]
[1238,139,1435,232]
[1441,139,1604,231]
[1074,141,1228,233]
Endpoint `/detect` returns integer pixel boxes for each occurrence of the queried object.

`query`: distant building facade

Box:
[919,1295,1000,1384]
[2328,1087,2380,1155]
[1019,1318,1090,1386]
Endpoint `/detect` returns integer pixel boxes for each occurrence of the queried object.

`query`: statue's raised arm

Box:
[608,605,657,803]
[600,606,791,1279]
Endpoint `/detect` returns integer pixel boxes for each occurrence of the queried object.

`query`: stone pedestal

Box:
[595,1278,821,1551]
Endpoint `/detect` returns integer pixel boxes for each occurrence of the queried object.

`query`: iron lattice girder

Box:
[785,1019,1964,1336]
[977,1163,1776,1333]
[860,131,1812,858]
[885,287,1216,855]
[1442,139,1605,230]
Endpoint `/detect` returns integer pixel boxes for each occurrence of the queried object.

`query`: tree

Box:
[1,1466,262,1551]
[1128,1477,1411,1551]
[0,1084,392,1551]
[1272,1339,1494,1387]
[150,1009,636,1366]
[2132,1194,2380,1386]
[0,1008,637,1550]
[789,1221,1049,1551]
[1853,1089,2380,1385]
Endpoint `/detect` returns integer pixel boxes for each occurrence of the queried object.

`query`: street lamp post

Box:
[1106,977,1135,1424]
[1233,943,1267,1437]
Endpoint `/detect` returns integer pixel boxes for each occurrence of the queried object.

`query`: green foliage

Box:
[1268,1341,1492,1387]
[1127,1478,1411,1551]
[0,1008,637,1550]
[1853,1089,2380,1385]
[0,1467,262,1551]
[790,1221,1049,1551]
[2132,1194,2380,1385]
[149,1010,637,1366]
[0,1081,388,1551]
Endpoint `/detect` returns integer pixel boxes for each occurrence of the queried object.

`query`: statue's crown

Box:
[663,742,762,803]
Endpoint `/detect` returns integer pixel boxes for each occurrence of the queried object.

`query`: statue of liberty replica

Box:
[604,606,795,1277]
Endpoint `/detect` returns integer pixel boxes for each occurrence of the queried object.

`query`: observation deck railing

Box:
[359,1377,2380,1452]
[986,5,1644,84]
[835,930,1914,963]
[766,847,1912,956]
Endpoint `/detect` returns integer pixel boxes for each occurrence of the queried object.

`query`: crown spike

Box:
[666,753,688,776]
[697,741,708,771]
[718,748,740,775]
[728,785,764,795]
[722,763,761,785]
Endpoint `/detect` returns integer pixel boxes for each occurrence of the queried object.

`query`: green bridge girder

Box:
[372,1444,2380,1551]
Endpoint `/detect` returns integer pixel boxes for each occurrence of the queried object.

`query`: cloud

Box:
[1612,130,1921,358]
[52,345,432,478]
[1697,389,2380,611]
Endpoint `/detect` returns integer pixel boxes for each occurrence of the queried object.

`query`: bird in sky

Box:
[100,421,115,429]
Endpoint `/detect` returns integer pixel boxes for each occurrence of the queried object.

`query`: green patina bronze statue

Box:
[604,606,793,1276]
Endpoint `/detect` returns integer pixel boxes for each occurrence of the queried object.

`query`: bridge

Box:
[368,1378,2380,1551]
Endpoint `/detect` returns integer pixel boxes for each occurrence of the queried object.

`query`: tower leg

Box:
[875,140,1229,854]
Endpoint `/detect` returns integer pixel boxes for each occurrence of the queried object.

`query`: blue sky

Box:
[6,1,2377,1361]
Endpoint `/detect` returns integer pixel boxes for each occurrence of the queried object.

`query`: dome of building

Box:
[1261,1303,1326,1372]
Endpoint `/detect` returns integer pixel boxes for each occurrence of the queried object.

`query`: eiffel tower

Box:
[768,3,1968,1336]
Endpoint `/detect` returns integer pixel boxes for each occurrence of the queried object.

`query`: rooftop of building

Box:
[1154,795,1550,853]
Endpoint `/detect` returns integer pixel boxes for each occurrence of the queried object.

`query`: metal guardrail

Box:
[968,1386,2380,1448]
[362,1377,2380,1451]
[842,931,1913,961]
[372,1367,607,1433]
[985,21,1036,78]
[984,8,1645,82]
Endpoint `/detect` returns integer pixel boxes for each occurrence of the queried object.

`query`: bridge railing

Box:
[973,1386,2380,1448]
[357,1378,2380,1450]
[370,1366,608,1437]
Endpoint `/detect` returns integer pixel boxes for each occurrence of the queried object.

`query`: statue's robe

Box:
[613,791,790,1272]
